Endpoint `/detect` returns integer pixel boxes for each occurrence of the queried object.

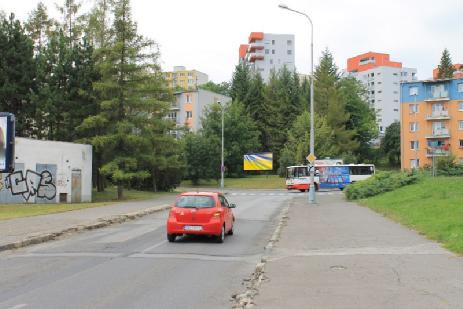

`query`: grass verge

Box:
[179,175,285,190]
[0,187,173,221]
[360,176,463,254]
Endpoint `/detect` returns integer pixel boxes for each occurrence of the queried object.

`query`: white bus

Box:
[286,164,375,191]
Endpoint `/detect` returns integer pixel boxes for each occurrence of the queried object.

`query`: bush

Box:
[344,171,419,200]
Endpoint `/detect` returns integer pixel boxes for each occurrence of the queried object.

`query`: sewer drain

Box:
[330,265,347,270]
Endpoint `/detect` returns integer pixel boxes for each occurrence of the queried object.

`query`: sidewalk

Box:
[0,195,176,252]
[253,194,463,308]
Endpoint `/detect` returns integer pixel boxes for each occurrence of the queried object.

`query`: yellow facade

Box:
[164,69,206,90]
[401,99,463,169]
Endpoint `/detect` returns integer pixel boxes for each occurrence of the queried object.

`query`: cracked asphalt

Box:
[0,190,295,309]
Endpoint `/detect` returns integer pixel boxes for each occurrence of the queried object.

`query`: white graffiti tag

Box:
[5,170,57,201]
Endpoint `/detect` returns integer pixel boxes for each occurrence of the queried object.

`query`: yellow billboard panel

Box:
[243,152,273,171]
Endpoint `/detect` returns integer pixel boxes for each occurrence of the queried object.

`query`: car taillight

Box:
[212,211,222,218]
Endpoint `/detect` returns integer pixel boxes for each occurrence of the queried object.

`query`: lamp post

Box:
[279,4,316,203]
[218,101,224,190]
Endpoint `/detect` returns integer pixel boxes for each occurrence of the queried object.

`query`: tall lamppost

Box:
[279,4,316,203]
[218,101,224,190]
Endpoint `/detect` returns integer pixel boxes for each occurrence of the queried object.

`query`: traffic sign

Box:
[306,153,316,163]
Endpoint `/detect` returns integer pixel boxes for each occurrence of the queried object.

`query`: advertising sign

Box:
[243,152,273,171]
[0,113,15,173]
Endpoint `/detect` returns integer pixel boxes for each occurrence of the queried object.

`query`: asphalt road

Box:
[0,189,301,309]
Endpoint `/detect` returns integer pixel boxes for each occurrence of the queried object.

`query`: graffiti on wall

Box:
[3,170,56,201]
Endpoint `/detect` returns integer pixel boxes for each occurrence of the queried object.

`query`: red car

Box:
[166,192,236,243]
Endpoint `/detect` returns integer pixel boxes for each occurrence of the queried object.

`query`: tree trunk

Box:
[152,170,157,192]
[117,185,124,200]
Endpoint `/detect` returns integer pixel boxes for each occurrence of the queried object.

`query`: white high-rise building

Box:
[239,32,295,82]
[346,52,417,135]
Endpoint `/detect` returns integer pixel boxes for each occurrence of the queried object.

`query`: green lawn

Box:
[0,187,174,221]
[180,175,285,189]
[360,176,463,254]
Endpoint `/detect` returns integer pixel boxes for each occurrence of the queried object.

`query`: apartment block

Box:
[239,32,295,82]
[168,89,231,137]
[164,66,208,90]
[400,78,463,169]
[347,52,417,134]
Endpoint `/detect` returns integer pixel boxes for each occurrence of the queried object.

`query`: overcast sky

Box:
[2,0,462,82]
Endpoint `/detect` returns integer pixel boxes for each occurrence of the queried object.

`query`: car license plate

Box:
[184,225,202,231]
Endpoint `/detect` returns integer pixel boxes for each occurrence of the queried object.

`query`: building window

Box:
[272,39,275,45]
[378,90,382,94]
[409,86,419,96]
[265,49,269,54]
[379,126,384,132]
[188,72,193,76]
[409,122,418,132]
[459,120,463,130]
[393,108,399,112]
[458,83,463,92]
[287,50,292,55]
[410,141,419,150]
[409,104,418,113]
[287,39,292,45]
[186,111,192,118]
[186,95,191,103]
[459,102,463,111]
[272,49,275,54]
[270,59,273,65]
[410,159,420,168]
[459,140,463,148]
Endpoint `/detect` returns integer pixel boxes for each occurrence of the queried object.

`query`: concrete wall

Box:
[350,66,417,134]
[173,89,232,134]
[0,138,92,204]
[245,33,295,82]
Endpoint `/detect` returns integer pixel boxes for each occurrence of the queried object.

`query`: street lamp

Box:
[279,4,316,204]
[218,101,224,190]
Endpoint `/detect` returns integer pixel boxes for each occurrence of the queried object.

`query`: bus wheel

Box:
[299,189,306,192]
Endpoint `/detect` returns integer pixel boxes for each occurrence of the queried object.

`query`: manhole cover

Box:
[330,265,347,270]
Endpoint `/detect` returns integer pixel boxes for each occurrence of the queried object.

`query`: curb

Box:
[0,204,171,253]
[231,202,291,308]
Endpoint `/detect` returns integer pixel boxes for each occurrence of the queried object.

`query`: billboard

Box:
[243,152,273,171]
[0,113,15,173]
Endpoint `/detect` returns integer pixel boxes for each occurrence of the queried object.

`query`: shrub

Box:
[344,171,419,200]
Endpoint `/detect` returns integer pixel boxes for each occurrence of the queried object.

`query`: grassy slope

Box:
[180,175,285,189]
[0,187,173,221]
[361,177,463,254]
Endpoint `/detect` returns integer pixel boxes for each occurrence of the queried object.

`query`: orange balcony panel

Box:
[239,44,249,59]
[248,32,264,43]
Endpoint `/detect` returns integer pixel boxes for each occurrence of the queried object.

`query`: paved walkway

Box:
[253,194,463,309]
[0,195,176,251]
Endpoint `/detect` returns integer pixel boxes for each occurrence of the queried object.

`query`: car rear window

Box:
[175,196,215,208]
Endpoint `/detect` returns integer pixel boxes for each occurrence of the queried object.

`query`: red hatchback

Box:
[166,192,236,243]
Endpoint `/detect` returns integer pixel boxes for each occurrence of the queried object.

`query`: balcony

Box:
[247,53,264,62]
[425,87,449,101]
[426,110,450,120]
[425,128,450,138]
[426,147,450,157]
[170,102,180,110]
[248,42,264,52]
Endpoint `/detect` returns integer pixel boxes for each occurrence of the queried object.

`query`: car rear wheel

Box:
[227,225,234,235]
[167,234,176,242]
[216,225,225,243]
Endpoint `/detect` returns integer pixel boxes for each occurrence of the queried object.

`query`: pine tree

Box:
[79,0,175,198]
[0,14,36,136]
[56,0,85,46]
[437,48,455,79]
[26,2,54,51]
[314,48,339,115]
[230,62,251,102]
